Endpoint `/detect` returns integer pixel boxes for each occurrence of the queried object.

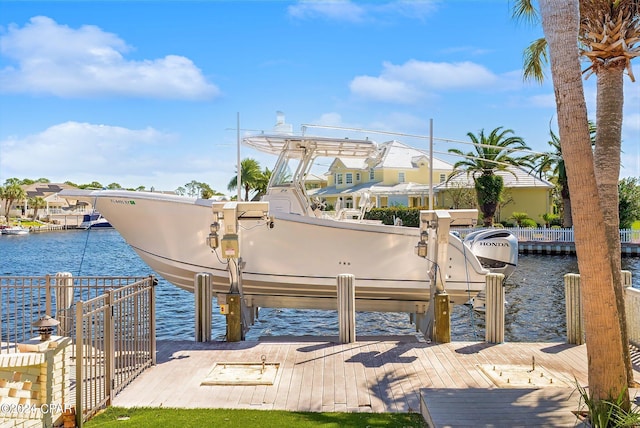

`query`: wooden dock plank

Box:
[271,343,296,409]
[420,387,587,427]
[110,339,640,425]
[355,341,384,413]
[322,343,338,409]
[342,340,361,411]
[262,343,292,407]
[309,344,326,412]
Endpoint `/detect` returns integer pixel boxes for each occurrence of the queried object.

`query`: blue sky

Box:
[1,1,638,195]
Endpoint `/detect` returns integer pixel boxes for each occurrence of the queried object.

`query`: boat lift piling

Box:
[416,209,478,343]
[485,273,505,343]
[208,201,270,342]
[54,271,75,336]
[337,274,356,343]
[194,273,213,342]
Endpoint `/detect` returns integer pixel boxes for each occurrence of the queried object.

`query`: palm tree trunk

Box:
[594,66,634,388]
[562,191,573,227]
[540,0,629,407]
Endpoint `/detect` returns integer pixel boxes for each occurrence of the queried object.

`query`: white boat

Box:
[60,134,517,314]
[79,212,112,229]
[1,225,30,235]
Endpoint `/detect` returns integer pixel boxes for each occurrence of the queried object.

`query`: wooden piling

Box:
[433,293,450,343]
[564,273,583,345]
[227,293,243,342]
[485,273,505,343]
[194,273,212,342]
[337,274,356,343]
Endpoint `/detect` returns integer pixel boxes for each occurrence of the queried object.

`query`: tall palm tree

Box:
[538,0,630,409]
[0,180,26,222]
[227,158,264,201]
[448,127,534,227]
[579,5,639,397]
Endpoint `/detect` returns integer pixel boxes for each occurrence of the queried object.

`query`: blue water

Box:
[1,229,638,342]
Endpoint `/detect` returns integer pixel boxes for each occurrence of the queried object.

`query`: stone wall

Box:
[0,336,72,428]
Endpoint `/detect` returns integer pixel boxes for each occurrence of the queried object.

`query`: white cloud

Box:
[0,121,240,192]
[625,113,640,131]
[350,60,499,104]
[313,112,345,126]
[0,16,219,99]
[288,0,437,23]
[528,93,555,108]
[0,122,170,180]
[350,74,420,103]
[288,0,366,22]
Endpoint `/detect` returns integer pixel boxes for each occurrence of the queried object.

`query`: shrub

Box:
[365,207,420,227]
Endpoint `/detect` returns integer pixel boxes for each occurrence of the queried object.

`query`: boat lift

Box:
[206,201,270,342]
[415,209,478,342]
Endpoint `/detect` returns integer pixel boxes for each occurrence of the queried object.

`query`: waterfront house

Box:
[309,140,453,209]
[308,140,554,224]
[437,167,555,224]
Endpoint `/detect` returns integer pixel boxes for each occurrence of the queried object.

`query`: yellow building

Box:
[314,140,453,209]
[437,167,554,224]
[308,140,554,224]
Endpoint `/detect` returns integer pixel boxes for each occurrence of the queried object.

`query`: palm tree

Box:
[0,180,26,222]
[28,196,46,220]
[227,158,264,201]
[253,167,272,200]
[537,0,631,410]
[448,127,534,227]
[579,5,639,396]
[533,130,570,226]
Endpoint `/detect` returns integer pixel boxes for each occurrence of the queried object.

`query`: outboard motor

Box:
[463,229,518,279]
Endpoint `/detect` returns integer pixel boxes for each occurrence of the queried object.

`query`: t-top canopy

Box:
[242,134,379,158]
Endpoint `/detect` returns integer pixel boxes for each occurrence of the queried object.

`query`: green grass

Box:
[85,407,427,428]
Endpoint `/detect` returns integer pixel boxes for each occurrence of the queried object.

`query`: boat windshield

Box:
[271,157,302,187]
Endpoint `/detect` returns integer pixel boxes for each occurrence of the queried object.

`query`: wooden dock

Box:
[111,337,640,426]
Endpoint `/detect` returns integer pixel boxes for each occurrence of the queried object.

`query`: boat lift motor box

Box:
[221,234,240,258]
[213,201,270,259]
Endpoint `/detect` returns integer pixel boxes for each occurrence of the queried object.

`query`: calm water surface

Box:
[1,229,638,342]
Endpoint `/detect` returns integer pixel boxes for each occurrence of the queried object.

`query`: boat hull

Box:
[1,227,30,235]
[63,190,491,309]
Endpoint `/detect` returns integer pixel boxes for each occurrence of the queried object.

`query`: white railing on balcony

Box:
[453,227,639,244]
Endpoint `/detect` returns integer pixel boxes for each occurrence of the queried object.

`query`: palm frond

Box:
[511,0,539,25]
[523,37,549,84]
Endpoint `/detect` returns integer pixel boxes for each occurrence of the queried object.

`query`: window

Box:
[346,173,353,184]
[398,172,405,183]
[369,168,375,180]
[440,173,446,183]
[336,174,343,185]
[355,173,360,182]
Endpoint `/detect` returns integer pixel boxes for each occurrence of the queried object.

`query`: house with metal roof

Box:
[308,140,554,225]
[309,140,452,206]
[437,167,554,224]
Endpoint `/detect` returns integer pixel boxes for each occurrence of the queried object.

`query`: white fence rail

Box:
[453,227,639,244]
